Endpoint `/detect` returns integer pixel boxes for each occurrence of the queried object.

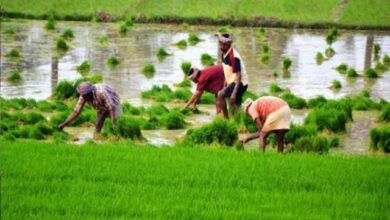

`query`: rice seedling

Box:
[142,63,156,78]
[335,63,348,74]
[269,82,284,93]
[146,103,170,117]
[61,28,74,40]
[374,61,387,73]
[199,93,215,104]
[279,92,307,109]
[373,43,381,60]
[292,134,330,154]
[218,26,231,34]
[104,116,143,140]
[261,54,270,64]
[99,36,109,45]
[161,111,186,129]
[44,15,56,30]
[3,28,15,35]
[56,38,69,51]
[234,109,257,133]
[262,44,269,54]
[175,39,187,49]
[173,88,192,101]
[121,103,143,115]
[325,27,339,46]
[369,125,390,152]
[6,71,22,82]
[282,57,292,71]
[329,135,340,148]
[332,79,342,90]
[201,53,215,67]
[256,27,265,40]
[188,33,201,45]
[180,61,192,75]
[304,107,348,133]
[53,80,76,99]
[346,68,358,77]
[383,54,390,67]
[378,105,390,122]
[365,68,378,78]
[175,79,192,88]
[125,15,133,26]
[156,47,170,61]
[106,56,120,67]
[5,48,21,58]
[53,131,70,143]
[325,47,335,58]
[119,23,128,34]
[76,60,91,74]
[315,52,324,64]
[185,118,238,146]
[273,71,278,77]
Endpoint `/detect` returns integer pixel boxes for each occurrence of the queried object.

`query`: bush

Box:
[201,53,215,67]
[185,118,238,146]
[304,108,348,133]
[156,47,170,60]
[332,80,342,90]
[62,28,74,40]
[181,62,192,75]
[370,126,390,152]
[269,82,283,93]
[279,92,307,109]
[76,61,91,74]
[346,68,358,77]
[335,63,348,74]
[292,135,330,154]
[282,57,292,71]
[7,71,22,82]
[378,105,390,122]
[106,56,120,67]
[5,48,21,58]
[188,33,201,45]
[307,96,327,108]
[161,111,186,129]
[175,39,187,49]
[56,38,69,51]
[365,68,378,78]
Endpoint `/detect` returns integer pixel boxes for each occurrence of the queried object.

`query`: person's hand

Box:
[58,122,66,130]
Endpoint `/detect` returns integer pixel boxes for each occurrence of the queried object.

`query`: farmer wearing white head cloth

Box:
[241,96,291,152]
[216,33,249,119]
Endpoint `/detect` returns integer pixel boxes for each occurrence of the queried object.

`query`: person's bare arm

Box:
[242,118,263,143]
[59,98,85,129]
[182,90,203,110]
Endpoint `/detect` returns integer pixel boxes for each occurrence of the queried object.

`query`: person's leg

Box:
[275,129,288,152]
[95,110,108,133]
[233,84,247,115]
[259,131,270,152]
[217,90,228,118]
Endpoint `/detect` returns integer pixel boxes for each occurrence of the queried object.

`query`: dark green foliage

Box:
[186,118,238,146]
[21,112,46,124]
[0,97,37,110]
[201,53,215,67]
[180,61,192,75]
[269,82,283,93]
[261,54,270,64]
[332,80,342,90]
[321,99,353,122]
[234,110,257,133]
[279,92,307,109]
[45,16,56,30]
[119,23,128,33]
[56,38,69,51]
[122,103,143,115]
[173,89,192,101]
[35,122,54,136]
[5,48,21,58]
[50,108,95,127]
[156,47,170,60]
[199,93,215,104]
[76,60,91,74]
[62,28,74,40]
[125,16,133,26]
[325,47,335,58]
[325,27,339,45]
[285,124,318,145]
[0,119,17,135]
[383,54,390,67]
[374,62,387,73]
[373,43,381,60]
[316,52,324,64]
[142,85,172,100]
[262,44,269,53]
[54,80,75,99]
[335,63,348,74]
[175,39,187,49]
[307,96,327,108]
[378,105,390,122]
[3,28,15,35]
[292,135,330,154]
[53,131,70,143]
[103,116,143,140]
[161,111,186,129]
[346,68,358,77]
[329,135,340,148]
[142,63,155,77]
[349,95,380,111]
[106,56,120,67]
[365,68,378,78]
[99,36,108,45]
[37,100,56,112]
[7,71,22,82]
[188,33,201,45]
[304,108,348,133]
[282,57,292,71]
[28,126,45,140]
[370,126,390,152]
[142,117,159,130]
[146,104,169,117]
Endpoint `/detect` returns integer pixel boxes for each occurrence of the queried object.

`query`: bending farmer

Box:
[241,96,291,152]
[182,65,225,113]
[59,82,121,138]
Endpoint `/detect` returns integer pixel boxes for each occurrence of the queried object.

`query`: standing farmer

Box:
[217,33,248,118]
[58,82,121,139]
[182,65,225,113]
[241,96,291,152]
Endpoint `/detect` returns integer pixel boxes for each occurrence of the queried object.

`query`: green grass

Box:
[340,0,390,26]
[0,140,389,219]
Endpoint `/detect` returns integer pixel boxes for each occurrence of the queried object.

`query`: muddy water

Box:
[1,19,389,152]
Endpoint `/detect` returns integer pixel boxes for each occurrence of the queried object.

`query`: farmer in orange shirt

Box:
[241,96,291,152]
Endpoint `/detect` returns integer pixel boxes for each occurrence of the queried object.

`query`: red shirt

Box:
[196,65,225,94]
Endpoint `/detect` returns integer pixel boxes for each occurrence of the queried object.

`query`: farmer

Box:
[182,65,225,113]
[58,82,121,138]
[241,96,291,152]
[216,33,248,118]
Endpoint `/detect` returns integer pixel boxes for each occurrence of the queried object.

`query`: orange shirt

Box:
[247,96,288,123]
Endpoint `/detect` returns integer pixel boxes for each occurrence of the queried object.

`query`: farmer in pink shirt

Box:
[241,96,291,152]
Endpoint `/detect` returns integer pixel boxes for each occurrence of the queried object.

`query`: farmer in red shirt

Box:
[182,65,225,113]
[241,96,291,152]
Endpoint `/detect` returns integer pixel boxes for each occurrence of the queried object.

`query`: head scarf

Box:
[218,33,233,44]
[77,82,94,96]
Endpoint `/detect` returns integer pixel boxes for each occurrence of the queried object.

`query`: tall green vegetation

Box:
[6,71,22,82]
[370,125,390,152]
[61,28,74,40]
[282,57,292,71]
[175,39,187,49]
[156,47,170,61]
[142,63,156,78]
[106,56,120,67]
[188,33,201,45]
[200,53,215,67]
[76,60,91,74]
[5,48,21,58]
[56,38,69,51]
[44,15,56,30]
